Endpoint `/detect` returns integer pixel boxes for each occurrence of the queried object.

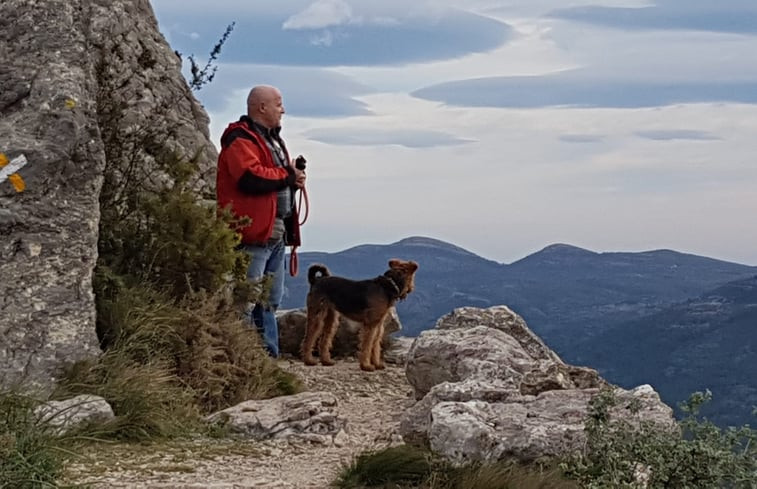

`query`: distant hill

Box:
[501,244,757,349]
[282,236,757,426]
[579,275,757,427]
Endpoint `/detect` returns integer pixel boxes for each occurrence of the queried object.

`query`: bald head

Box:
[247,85,285,129]
[247,85,279,109]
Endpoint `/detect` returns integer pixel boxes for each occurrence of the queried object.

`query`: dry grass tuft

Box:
[56,282,302,441]
[333,445,577,489]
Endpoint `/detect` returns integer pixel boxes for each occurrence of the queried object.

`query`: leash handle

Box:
[289,246,299,277]
[289,187,309,277]
[298,186,309,226]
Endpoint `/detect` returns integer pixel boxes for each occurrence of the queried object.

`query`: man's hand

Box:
[294,168,306,189]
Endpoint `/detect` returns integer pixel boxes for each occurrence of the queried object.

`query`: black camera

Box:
[295,155,307,170]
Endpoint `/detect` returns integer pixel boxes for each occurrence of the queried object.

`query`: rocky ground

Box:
[64,357,415,488]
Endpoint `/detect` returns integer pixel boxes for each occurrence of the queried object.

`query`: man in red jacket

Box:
[216,85,306,357]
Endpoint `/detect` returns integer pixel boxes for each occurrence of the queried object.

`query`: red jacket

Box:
[216,117,300,245]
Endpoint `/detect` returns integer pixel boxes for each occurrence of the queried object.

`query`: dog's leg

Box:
[301,306,325,366]
[318,308,338,366]
[370,315,387,370]
[358,322,381,371]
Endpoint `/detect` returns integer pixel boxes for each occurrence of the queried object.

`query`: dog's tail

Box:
[308,264,331,285]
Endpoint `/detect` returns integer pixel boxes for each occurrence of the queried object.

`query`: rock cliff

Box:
[0,0,216,388]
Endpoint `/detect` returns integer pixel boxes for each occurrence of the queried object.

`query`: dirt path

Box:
[66,358,414,488]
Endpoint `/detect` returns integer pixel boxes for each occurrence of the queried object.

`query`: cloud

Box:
[635,130,721,141]
[548,0,757,35]
[412,71,757,108]
[304,127,475,148]
[281,0,406,47]
[560,134,606,143]
[308,30,337,47]
[283,0,356,30]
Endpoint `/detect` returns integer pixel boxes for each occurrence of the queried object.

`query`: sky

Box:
[151,0,757,266]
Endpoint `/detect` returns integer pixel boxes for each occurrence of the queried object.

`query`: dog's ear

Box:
[388,259,419,272]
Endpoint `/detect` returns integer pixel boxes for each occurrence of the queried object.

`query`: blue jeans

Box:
[242,239,286,358]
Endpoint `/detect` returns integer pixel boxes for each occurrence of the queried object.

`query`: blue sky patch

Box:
[635,129,721,141]
[549,0,757,35]
[413,72,757,108]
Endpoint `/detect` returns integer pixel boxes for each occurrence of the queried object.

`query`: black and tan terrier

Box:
[301,259,419,371]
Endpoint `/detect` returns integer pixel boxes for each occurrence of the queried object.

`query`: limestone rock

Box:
[35,394,115,434]
[277,307,401,358]
[400,306,676,463]
[0,0,216,389]
[383,336,415,365]
[206,391,348,444]
[426,386,675,464]
[400,378,522,447]
[435,305,562,363]
[406,324,556,400]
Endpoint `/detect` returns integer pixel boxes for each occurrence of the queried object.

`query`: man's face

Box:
[260,91,285,128]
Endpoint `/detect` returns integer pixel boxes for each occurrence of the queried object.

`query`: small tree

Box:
[184,22,235,91]
[561,388,757,488]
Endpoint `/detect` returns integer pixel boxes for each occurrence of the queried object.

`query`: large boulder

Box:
[0,0,216,389]
[277,307,402,358]
[400,306,676,463]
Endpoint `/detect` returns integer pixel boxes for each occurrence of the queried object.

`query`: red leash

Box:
[289,186,309,276]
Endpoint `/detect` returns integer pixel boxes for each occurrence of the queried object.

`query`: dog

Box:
[301,259,419,371]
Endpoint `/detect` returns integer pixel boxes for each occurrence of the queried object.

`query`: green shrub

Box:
[96,152,252,302]
[172,288,302,412]
[561,388,757,488]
